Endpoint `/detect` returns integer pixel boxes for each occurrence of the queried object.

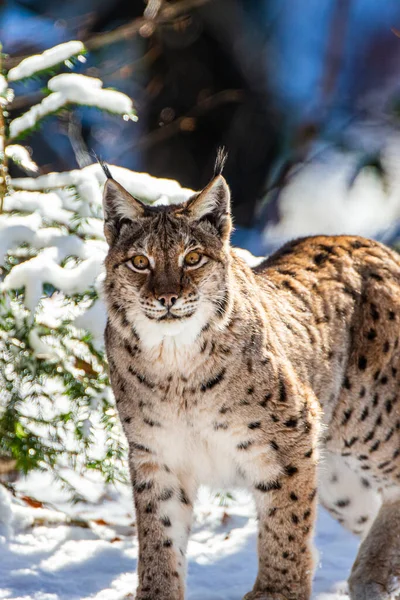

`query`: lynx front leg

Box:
[244,458,317,600]
[131,450,196,600]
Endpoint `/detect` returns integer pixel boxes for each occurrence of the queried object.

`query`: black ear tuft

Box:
[214,147,228,177]
[93,150,113,180]
[100,161,113,181]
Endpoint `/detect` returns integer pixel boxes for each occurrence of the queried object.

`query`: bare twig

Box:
[144,0,164,20]
[31,516,91,529]
[119,89,244,156]
[99,46,162,80]
[320,0,352,107]
[5,0,211,69]
[9,91,43,112]
[0,456,17,475]
[66,113,92,168]
[86,0,211,50]
[8,47,160,112]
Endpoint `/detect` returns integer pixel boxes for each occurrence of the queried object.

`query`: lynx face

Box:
[103,168,233,344]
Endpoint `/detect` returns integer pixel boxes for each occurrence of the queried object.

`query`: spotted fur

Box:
[103,162,400,600]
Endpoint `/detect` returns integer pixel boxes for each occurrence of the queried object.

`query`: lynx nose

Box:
[157,293,178,308]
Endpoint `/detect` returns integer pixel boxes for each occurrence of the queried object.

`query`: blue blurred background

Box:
[3,0,400,253]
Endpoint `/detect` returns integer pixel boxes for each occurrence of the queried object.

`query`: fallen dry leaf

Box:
[93,518,109,526]
[21,495,44,509]
[221,511,231,526]
[74,358,98,377]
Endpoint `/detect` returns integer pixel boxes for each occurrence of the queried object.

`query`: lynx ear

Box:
[185,175,232,240]
[102,174,145,245]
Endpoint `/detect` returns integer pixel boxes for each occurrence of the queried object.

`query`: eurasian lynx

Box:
[103,154,400,600]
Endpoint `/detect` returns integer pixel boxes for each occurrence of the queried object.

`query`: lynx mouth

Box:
[157,311,195,322]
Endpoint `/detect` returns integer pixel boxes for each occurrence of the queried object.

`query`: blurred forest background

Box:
[4,0,400,251]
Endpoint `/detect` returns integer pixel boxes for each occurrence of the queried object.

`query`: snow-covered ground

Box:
[0,473,358,600]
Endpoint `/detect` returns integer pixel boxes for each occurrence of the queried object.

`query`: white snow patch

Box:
[9,93,67,139]
[0,473,361,600]
[11,163,194,207]
[29,328,60,359]
[264,137,400,245]
[2,247,105,312]
[4,191,72,225]
[233,247,264,268]
[0,485,14,540]
[9,75,135,139]
[0,75,14,111]
[48,74,135,118]
[6,146,38,173]
[0,75,7,96]
[7,41,85,82]
[73,300,107,349]
[0,212,43,261]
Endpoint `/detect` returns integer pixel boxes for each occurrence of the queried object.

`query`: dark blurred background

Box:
[3,0,400,251]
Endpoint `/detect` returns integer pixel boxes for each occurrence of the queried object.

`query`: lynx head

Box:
[102,151,233,347]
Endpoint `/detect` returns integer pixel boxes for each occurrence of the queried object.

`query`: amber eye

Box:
[131,255,150,270]
[184,250,202,267]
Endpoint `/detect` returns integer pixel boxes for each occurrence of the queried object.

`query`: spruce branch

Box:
[7,42,86,83]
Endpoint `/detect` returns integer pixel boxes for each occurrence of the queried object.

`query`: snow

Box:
[73,300,107,349]
[2,246,105,312]
[9,93,69,140]
[11,164,194,207]
[28,328,60,359]
[0,485,13,540]
[0,75,14,110]
[48,75,136,118]
[0,473,359,600]
[6,146,38,173]
[4,191,72,224]
[0,75,7,96]
[9,75,136,140]
[7,41,85,82]
[232,248,264,268]
[264,137,400,246]
[0,212,42,259]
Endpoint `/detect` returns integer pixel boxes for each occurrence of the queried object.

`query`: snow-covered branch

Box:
[7,41,86,82]
[9,74,136,140]
[6,146,38,173]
